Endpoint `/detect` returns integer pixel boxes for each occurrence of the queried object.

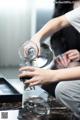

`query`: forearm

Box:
[32,15,69,42]
[54,66,80,81]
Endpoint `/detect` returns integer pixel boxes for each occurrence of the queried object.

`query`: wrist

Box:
[52,69,68,82]
[31,33,41,43]
[50,70,60,83]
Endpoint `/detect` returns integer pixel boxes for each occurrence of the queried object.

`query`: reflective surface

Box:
[18,41,38,64]
[24,96,50,115]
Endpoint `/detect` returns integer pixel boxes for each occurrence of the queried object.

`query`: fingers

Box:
[60,54,68,66]
[65,50,80,61]
[18,71,34,78]
[68,52,79,58]
[63,53,70,63]
[55,54,70,68]
[68,55,79,61]
[66,52,76,58]
[65,50,73,55]
[65,49,79,56]
[65,49,78,55]
[36,42,41,56]
[29,81,39,86]
[55,55,63,67]
[24,77,39,86]
[19,66,36,79]
[19,66,35,71]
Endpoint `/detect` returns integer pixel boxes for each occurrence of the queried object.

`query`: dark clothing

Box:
[50,0,80,56]
[42,0,80,97]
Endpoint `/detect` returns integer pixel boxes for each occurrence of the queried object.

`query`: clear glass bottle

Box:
[18,40,50,115]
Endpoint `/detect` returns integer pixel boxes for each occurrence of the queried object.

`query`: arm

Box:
[31,15,70,43]
[19,66,80,86]
[55,66,80,81]
[55,49,80,69]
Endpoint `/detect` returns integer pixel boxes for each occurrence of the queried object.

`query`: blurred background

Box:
[0,0,54,78]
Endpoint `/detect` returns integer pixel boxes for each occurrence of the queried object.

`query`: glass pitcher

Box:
[18,40,50,115]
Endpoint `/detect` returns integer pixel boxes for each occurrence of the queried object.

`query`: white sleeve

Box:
[64,7,80,32]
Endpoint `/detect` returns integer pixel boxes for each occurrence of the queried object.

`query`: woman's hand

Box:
[55,49,80,69]
[31,34,41,56]
[19,66,57,86]
[65,49,80,62]
[55,53,70,68]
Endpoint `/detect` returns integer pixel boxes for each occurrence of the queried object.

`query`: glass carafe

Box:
[18,40,50,115]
